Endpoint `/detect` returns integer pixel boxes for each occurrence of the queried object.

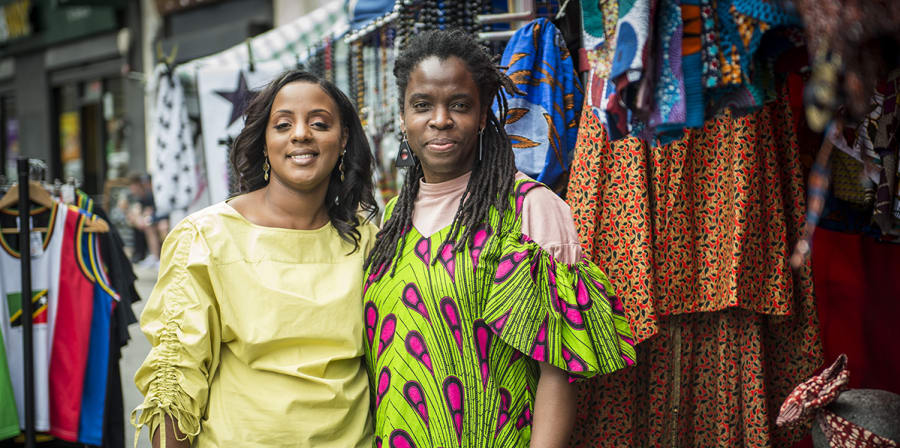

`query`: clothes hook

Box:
[245,38,256,72]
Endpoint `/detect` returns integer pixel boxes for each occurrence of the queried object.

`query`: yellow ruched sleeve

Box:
[131,220,220,447]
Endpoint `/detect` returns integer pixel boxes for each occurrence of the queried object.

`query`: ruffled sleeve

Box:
[482,232,636,378]
[131,220,220,447]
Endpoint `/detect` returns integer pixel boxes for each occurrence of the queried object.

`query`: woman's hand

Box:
[151,415,190,448]
[530,362,575,448]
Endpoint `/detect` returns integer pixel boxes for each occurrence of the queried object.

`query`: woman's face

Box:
[401,56,486,183]
[264,81,346,193]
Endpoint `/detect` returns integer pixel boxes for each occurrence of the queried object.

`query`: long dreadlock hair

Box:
[365,28,520,275]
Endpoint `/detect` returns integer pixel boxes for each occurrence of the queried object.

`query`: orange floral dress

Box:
[566,86,823,447]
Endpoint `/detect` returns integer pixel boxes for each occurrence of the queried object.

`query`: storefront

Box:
[0,0,143,198]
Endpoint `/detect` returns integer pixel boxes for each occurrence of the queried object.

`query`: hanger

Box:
[555,0,571,20]
[0,180,55,210]
[80,213,110,233]
[245,38,256,73]
[156,42,178,68]
[156,42,179,87]
[477,0,536,41]
[344,8,400,45]
[0,181,109,234]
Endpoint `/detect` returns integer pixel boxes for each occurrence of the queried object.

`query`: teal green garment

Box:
[0,328,21,440]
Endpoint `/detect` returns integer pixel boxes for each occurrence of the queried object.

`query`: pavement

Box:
[121,264,158,448]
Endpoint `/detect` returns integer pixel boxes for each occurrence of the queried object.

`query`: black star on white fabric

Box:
[215,71,253,127]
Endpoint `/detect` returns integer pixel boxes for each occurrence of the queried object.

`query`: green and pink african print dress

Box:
[363,179,636,447]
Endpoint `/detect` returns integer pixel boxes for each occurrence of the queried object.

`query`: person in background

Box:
[126,173,167,267]
[131,69,378,447]
[361,29,637,447]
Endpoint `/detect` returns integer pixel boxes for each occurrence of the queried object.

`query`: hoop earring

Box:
[338,149,346,182]
[262,154,270,182]
[396,132,416,168]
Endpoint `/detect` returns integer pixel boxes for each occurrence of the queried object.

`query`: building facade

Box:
[0,0,315,200]
[0,0,144,196]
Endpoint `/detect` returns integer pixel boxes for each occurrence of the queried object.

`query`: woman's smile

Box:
[286,149,319,166]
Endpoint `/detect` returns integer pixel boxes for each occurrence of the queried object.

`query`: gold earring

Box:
[339,150,346,182]
[263,155,270,182]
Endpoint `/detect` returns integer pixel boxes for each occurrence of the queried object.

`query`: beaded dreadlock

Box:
[365,28,520,276]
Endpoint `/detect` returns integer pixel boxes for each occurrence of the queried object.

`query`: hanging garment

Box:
[602,0,655,140]
[583,0,620,134]
[792,0,900,127]
[77,230,118,446]
[646,0,686,141]
[680,1,705,128]
[149,64,200,217]
[74,190,139,341]
[624,0,707,143]
[72,191,136,448]
[579,0,617,74]
[704,0,800,114]
[0,317,17,440]
[811,228,900,396]
[363,177,636,447]
[566,87,821,447]
[830,150,874,207]
[47,207,108,442]
[585,0,802,141]
[495,19,583,190]
[0,204,69,433]
[348,0,394,29]
[197,66,283,202]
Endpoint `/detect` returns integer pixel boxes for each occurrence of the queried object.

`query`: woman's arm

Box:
[530,362,576,448]
[133,221,221,448]
[152,415,190,448]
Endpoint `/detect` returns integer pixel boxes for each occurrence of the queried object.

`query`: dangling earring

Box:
[338,149,346,182]
[396,132,416,168]
[478,128,484,161]
[262,153,270,182]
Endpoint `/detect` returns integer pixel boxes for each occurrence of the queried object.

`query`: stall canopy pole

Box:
[17,157,36,448]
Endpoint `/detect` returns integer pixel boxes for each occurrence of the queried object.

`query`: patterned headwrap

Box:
[777,354,899,447]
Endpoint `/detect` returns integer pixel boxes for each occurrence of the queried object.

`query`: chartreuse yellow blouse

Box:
[132,202,377,448]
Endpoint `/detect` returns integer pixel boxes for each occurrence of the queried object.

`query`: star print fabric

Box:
[150,63,199,216]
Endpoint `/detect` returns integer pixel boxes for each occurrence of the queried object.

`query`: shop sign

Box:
[155,0,226,16]
[0,0,33,44]
[41,1,118,45]
[55,0,126,6]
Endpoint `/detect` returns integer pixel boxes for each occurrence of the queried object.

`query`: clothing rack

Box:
[16,158,36,448]
[477,0,535,41]
[344,4,401,44]
[4,159,110,446]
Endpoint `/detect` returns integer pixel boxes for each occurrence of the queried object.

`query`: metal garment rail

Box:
[17,157,36,448]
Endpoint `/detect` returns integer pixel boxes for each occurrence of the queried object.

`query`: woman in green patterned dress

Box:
[362,29,636,447]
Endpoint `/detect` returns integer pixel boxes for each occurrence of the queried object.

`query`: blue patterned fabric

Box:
[495,18,583,188]
[348,0,394,30]
[648,0,686,139]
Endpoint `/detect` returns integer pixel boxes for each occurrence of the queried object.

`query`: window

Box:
[1,95,19,182]
[53,77,129,195]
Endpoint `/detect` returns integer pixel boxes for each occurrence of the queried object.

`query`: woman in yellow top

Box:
[132,70,378,447]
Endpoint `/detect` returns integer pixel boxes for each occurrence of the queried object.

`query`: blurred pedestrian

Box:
[126,173,167,268]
